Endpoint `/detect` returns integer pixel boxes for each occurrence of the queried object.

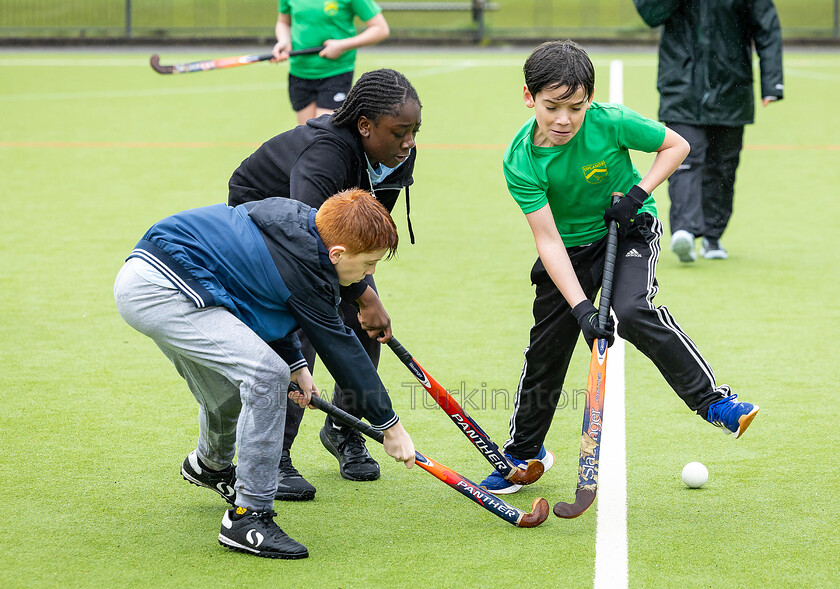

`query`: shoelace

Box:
[506,454,527,469]
[278,454,302,478]
[252,510,289,541]
[708,395,740,431]
[336,429,369,460]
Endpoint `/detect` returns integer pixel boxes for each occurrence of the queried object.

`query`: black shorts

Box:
[288,71,353,112]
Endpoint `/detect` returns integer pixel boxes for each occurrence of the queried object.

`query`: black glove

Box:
[571,300,615,350]
[603,185,647,237]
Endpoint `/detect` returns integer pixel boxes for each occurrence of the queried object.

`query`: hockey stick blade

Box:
[149,54,173,74]
[520,497,551,527]
[509,459,545,485]
[387,337,544,486]
[299,386,549,528]
[553,488,596,519]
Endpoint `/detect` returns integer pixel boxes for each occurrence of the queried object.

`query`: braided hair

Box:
[332,69,421,129]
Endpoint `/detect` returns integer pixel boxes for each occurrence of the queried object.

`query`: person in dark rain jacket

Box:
[634,0,784,261]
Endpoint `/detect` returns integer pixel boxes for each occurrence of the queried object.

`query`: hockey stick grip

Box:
[598,193,621,329]
[250,46,324,61]
[288,46,324,56]
[386,337,413,365]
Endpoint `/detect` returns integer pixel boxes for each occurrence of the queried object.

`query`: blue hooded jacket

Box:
[128,197,398,430]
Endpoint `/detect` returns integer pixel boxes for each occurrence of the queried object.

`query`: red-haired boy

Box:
[114,189,414,558]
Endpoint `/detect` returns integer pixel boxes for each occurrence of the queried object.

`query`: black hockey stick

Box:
[150,46,323,75]
[553,192,621,519]
[387,337,544,485]
[294,386,549,527]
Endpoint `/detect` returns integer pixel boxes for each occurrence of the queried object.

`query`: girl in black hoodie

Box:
[228,68,422,497]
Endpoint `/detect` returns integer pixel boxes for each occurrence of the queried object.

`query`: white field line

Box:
[594,336,628,589]
[608,59,624,105]
[593,59,629,589]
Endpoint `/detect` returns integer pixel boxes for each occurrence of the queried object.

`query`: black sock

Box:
[196,454,231,473]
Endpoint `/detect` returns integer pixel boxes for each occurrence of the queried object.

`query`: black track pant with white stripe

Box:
[504,213,731,460]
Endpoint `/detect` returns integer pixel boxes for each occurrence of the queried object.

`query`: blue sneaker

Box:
[479,446,555,495]
[706,395,760,439]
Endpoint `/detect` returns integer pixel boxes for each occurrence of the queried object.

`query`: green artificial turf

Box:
[1,46,838,588]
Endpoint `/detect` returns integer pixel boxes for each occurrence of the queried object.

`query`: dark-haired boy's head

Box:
[524,40,595,102]
[315,188,399,285]
[522,40,596,147]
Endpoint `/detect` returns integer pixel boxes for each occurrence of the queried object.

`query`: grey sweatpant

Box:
[114,260,289,511]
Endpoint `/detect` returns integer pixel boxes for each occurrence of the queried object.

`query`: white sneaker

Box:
[670,230,697,263]
[699,238,728,260]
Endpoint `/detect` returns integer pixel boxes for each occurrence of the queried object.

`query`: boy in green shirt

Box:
[481,40,760,494]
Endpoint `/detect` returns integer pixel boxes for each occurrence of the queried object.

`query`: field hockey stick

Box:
[553,192,621,519]
[386,337,544,485]
[149,46,323,75]
[294,385,549,528]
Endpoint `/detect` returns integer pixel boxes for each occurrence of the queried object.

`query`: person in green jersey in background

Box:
[480,40,761,495]
[272,0,390,125]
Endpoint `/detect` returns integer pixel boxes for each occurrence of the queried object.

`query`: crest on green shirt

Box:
[323,1,339,15]
[582,160,607,184]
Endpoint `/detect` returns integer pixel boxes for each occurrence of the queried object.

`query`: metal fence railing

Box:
[1,0,838,42]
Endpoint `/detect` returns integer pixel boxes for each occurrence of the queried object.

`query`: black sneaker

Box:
[275,449,316,501]
[181,450,236,505]
[219,507,309,559]
[699,237,729,260]
[319,421,380,481]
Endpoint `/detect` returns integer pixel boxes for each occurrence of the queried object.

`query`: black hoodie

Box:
[228,114,415,221]
[228,114,416,301]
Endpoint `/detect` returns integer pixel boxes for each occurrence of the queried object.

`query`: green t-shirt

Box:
[279,0,382,79]
[503,102,667,247]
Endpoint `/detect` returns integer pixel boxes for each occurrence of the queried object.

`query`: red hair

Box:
[315,189,399,259]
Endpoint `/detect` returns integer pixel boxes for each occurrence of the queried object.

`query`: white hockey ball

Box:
[682,462,708,488]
